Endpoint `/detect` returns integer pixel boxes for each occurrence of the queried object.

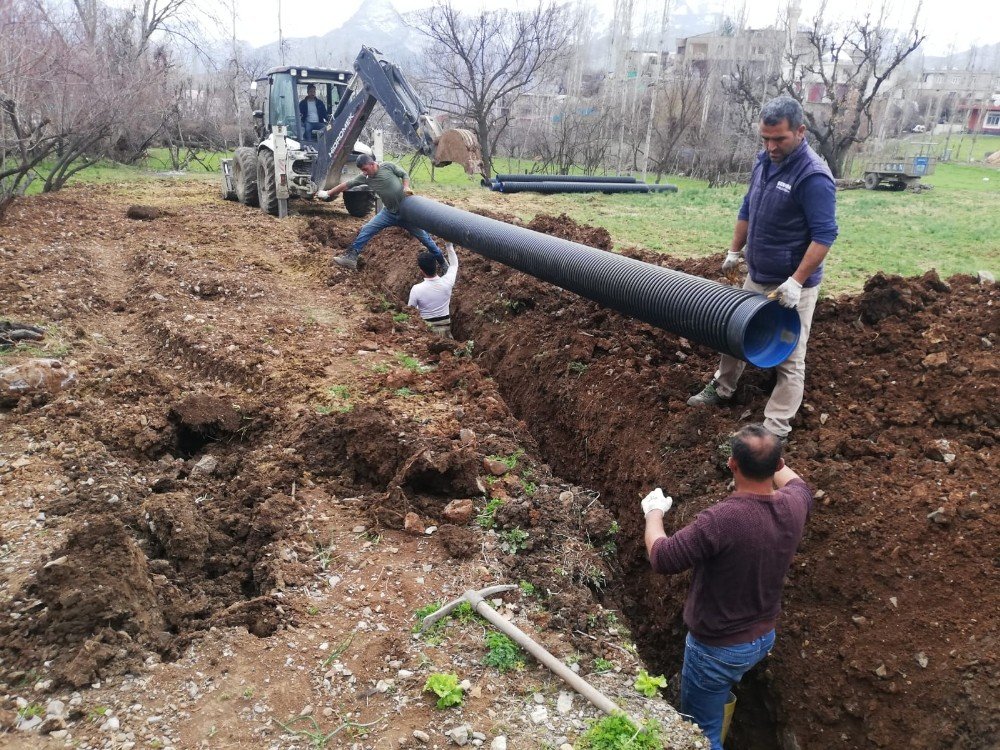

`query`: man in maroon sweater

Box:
[642,424,812,750]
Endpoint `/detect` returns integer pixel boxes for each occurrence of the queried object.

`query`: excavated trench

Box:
[351,215,999,750]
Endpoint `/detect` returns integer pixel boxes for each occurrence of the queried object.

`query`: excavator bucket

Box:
[433,129,484,176]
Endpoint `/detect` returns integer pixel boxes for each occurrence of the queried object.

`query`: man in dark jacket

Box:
[642,424,811,750]
[299,84,328,141]
[687,95,837,441]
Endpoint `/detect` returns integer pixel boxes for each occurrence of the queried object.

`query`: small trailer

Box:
[862,154,936,190]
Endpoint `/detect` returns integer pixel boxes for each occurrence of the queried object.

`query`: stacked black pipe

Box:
[399,196,798,367]
[482,173,678,194]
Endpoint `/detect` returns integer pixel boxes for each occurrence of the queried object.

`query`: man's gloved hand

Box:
[403,187,414,196]
[774,277,803,308]
[641,488,673,518]
[722,251,742,272]
[316,190,331,201]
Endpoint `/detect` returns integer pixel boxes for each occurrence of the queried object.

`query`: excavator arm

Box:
[310,46,482,190]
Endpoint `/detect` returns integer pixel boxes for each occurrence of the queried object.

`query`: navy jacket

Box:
[299,97,328,124]
[741,140,836,288]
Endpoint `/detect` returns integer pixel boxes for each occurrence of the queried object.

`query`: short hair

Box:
[730,424,783,481]
[417,251,438,276]
[306,83,316,91]
[356,153,375,168]
[760,95,804,130]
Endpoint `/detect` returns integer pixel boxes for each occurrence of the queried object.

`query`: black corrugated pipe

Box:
[480,178,496,188]
[398,196,799,367]
[493,181,678,194]
[494,174,638,184]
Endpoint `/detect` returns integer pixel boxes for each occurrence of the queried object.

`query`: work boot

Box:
[686,379,730,407]
[333,250,359,270]
[765,426,790,447]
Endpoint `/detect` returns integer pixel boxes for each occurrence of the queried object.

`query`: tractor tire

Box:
[863,173,879,190]
[233,147,259,207]
[257,152,279,216]
[343,190,376,218]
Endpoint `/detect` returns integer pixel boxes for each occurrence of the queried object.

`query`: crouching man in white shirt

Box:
[408,242,459,338]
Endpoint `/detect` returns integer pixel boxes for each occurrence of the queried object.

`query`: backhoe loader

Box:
[221,46,482,218]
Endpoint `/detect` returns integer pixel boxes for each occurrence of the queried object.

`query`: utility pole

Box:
[278,0,285,66]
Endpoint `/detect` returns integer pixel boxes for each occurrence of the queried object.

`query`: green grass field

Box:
[21,147,998,295]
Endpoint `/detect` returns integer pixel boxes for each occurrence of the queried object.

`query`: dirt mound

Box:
[300,216,358,250]
[359,211,999,749]
[1,516,170,687]
[527,213,614,250]
[126,205,162,220]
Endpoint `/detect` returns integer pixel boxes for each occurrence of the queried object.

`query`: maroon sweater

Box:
[651,479,812,646]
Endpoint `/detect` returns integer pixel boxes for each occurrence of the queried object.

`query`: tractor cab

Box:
[254,66,352,144]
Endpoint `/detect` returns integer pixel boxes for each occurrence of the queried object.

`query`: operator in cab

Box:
[317,155,448,273]
[299,84,328,141]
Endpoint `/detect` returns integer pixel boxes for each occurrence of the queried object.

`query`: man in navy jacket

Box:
[299,84,328,141]
[687,95,837,441]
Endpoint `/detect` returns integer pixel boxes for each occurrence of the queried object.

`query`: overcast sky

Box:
[221,0,992,56]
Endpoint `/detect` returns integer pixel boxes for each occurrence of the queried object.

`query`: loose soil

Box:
[0,182,701,750]
[360,209,999,750]
[0,180,996,750]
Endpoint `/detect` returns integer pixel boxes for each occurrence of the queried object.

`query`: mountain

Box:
[253,0,422,70]
[922,42,1000,71]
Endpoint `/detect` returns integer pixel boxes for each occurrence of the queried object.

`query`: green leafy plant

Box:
[455,340,475,358]
[17,703,44,720]
[568,360,589,376]
[487,449,524,471]
[592,657,615,673]
[453,601,477,623]
[499,527,529,554]
[423,673,464,708]
[392,312,410,323]
[483,631,525,673]
[370,362,390,374]
[523,480,537,496]
[633,669,668,698]
[394,387,416,397]
[518,580,536,596]
[577,714,664,750]
[477,497,504,529]
[397,353,426,372]
[317,384,352,414]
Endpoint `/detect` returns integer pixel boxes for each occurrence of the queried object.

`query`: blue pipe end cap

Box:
[740,300,801,368]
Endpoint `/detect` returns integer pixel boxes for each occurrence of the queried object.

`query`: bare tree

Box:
[646,71,705,181]
[0,0,202,200]
[413,1,571,177]
[783,4,925,176]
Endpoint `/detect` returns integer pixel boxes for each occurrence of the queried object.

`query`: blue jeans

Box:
[680,630,775,750]
[349,208,443,259]
[302,121,323,141]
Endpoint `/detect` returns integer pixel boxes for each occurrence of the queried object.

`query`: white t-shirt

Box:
[306,99,319,123]
[408,246,459,319]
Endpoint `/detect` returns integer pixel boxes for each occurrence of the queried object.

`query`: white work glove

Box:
[316,190,331,201]
[641,488,673,518]
[774,277,803,308]
[722,251,742,272]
